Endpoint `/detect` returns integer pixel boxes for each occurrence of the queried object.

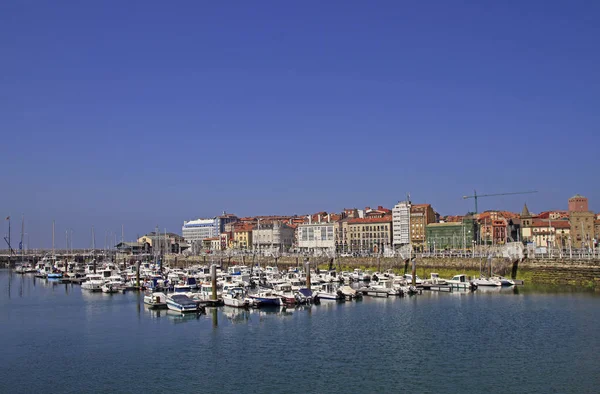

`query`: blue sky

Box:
[1,1,598,248]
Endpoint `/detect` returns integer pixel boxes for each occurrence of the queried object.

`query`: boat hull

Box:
[223,296,248,308]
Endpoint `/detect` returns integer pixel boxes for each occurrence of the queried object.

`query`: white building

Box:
[182,218,217,243]
[297,223,336,252]
[392,201,411,247]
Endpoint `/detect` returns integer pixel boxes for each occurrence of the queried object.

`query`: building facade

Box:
[392,201,411,247]
[568,194,589,212]
[215,213,239,234]
[182,218,218,243]
[233,224,253,249]
[252,222,295,252]
[569,211,595,249]
[348,216,392,253]
[410,204,436,251]
[335,218,351,253]
[138,232,186,254]
[426,218,477,251]
[530,219,570,249]
[297,223,336,252]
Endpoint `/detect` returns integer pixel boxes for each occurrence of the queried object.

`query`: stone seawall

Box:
[166,255,600,288]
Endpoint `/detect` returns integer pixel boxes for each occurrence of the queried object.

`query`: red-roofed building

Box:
[364,206,392,218]
[536,210,569,220]
[529,219,571,249]
[347,216,392,253]
[410,204,436,251]
[233,224,253,249]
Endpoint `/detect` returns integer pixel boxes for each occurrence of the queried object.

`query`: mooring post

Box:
[136,260,141,288]
[305,258,311,289]
[211,264,217,301]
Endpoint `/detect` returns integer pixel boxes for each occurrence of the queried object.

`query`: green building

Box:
[425,218,478,251]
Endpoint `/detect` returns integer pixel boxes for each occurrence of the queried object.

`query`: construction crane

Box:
[463,190,538,214]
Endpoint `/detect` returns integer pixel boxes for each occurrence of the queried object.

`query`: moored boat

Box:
[358,285,390,298]
[167,294,203,313]
[144,292,168,309]
[473,277,502,287]
[222,287,250,308]
[248,289,281,307]
[314,283,345,301]
[82,274,105,291]
[446,274,477,290]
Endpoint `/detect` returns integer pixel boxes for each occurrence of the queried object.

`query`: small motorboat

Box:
[358,285,390,298]
[222,287,250,308]
[248,289,281,307]
[167,294,204,313]
[143,292,168,309]
[314,283,345,301]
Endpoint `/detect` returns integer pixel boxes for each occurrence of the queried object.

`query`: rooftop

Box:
[183,218,215,226]
[427,222,463,227]
[347,217,392,224]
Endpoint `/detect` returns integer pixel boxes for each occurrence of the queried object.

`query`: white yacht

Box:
[222,287,250,308]
[81,274,104,291]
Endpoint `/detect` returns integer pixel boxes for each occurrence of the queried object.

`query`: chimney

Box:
[318,214,321,224]
[327,213,331,223]
[308,215,311,225]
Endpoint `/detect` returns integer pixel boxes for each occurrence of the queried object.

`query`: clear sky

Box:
[1,1,598,248]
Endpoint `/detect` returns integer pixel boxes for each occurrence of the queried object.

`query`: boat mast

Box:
[20,215,24,264]
[52,220,55,261]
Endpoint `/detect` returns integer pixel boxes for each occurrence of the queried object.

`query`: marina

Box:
[1,268,599,394]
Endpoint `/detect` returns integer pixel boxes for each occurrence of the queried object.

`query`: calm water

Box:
[1,270,599,394]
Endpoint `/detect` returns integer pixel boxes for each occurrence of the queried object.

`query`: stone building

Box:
[568,194,589,212]
[410,204,436,251]
[569,211,595,249]
[568,194,594,249]
[252,222,295,252]
[348,216,393,253]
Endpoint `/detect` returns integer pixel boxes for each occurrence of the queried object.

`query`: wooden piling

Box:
[211,264,217,301]
[136,260,140,288]
[305,258,311,289]
[411,258,417,286]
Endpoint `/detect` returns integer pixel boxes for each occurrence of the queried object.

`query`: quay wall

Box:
[2,253,598,288]
[166,255,600,288]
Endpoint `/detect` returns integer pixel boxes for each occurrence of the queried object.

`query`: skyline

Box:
[2,191,595,250]
[2,1,599,248]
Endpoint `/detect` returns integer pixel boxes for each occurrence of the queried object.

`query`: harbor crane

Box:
[463,190,538,214]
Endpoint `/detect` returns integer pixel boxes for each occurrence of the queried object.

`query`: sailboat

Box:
[47,220,63,279]
[15,216,34,273]
[473,255,500,286]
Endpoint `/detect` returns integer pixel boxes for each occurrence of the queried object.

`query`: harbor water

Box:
[1,270,599,394]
